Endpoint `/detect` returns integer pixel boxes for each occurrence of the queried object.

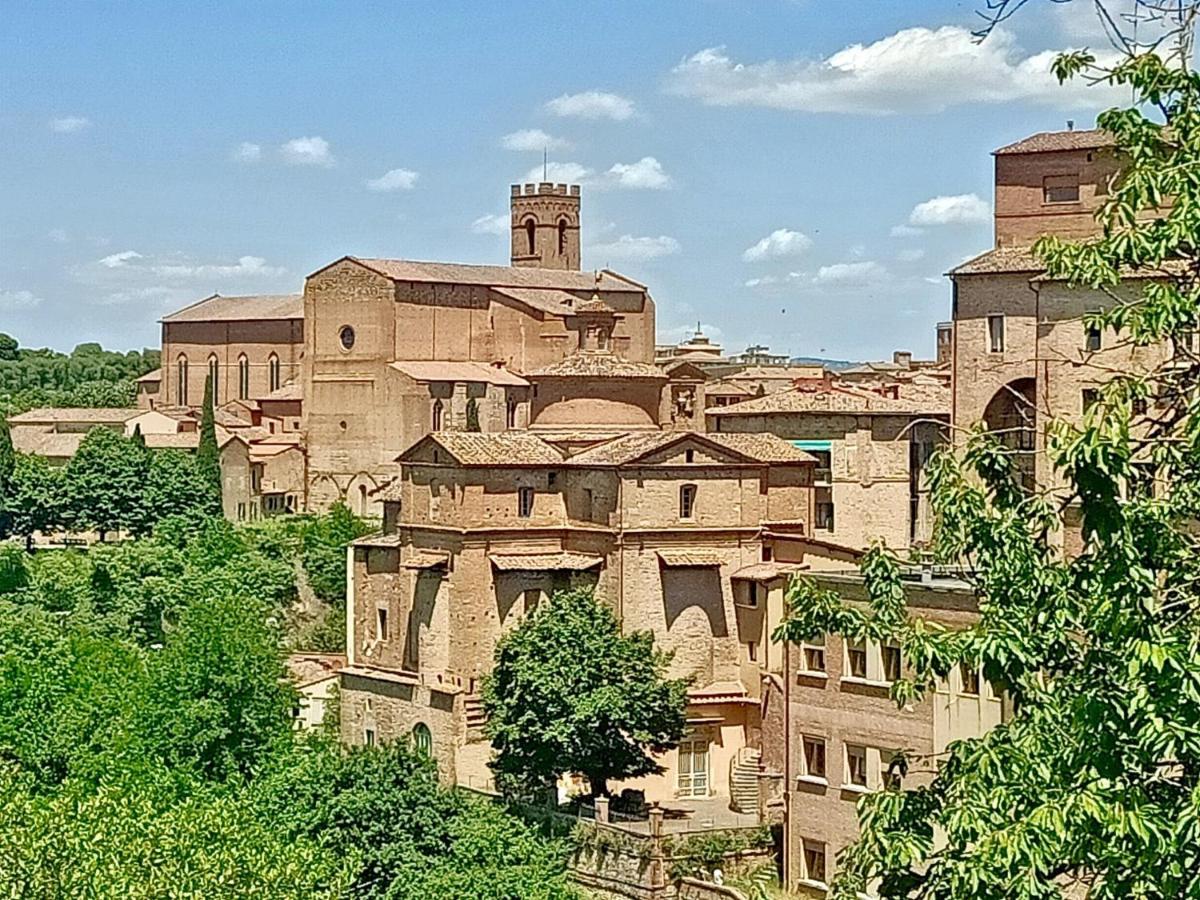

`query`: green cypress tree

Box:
[0,414,13,538]
[130,422,146,451]
[196,373,223,512]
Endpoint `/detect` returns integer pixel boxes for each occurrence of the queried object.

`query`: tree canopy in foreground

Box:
[776,19,1200,899]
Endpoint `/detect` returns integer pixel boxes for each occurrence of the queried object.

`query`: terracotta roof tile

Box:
[490,287,583,316]
[994,129,1114,155]
[708,385,945,416]
[136,368,162,383]
[8,407,140,424]
[256,382,302,401]
[9,429,84,458]
[657,548,723,567]
[161,293,303,323]
[948,248,1044,276]
[350,258,645,292]
[489,552,603,571]
[527,351,665,379]
[566,431,814,466]
[404,432,566,466]
[285,653,346,687]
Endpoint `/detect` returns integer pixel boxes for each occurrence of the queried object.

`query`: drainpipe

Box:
[782,628,793,890]
[345,544,356,667]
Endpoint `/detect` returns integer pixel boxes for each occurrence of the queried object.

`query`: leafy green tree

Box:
[774,17,1200,897]
[196,372,222,507]
[64,427,146,539]
[301,502,372,602]
[0,333,17,362]
[137,592,296,781]
[137,449,221,532]
[484,588,689,798]
[5,454,63,549]
[0,414,13,537]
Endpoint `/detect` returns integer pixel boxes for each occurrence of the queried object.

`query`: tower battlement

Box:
[510,183,581,198]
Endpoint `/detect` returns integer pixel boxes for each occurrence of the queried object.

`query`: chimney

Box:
[893,350,912,369]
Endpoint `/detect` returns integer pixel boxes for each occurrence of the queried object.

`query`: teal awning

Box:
[789,439,832,451]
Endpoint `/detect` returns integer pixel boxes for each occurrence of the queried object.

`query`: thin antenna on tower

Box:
[543,147,548,181]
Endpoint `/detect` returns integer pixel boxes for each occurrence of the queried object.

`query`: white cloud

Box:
[897,248,926,262]
[280,136,334,167]
[814,261,887,284]
[502,129,571,152]
[587,234,681,261]
[50,116,89,133]
[606,157,672,190]
[99,250,143,268]
[471,214,510,236]
[890,224,924,238]
[521,161,594,184]
[366,168,420,192]
[545,91,635,121]
[47,229,69,243]
[0,289,43,310]
[742,228,813,262]
[666,26,1124,115]
[908,193,991,226]
[232,142,262,163]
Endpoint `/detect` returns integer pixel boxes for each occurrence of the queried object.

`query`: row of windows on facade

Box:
[175,354,283,406]
[520,217,572,257]
[430,398,520,431]
[798,637,988,696]
[984,314,1103,355]
[508,483,697,519]
[362,720,432,756]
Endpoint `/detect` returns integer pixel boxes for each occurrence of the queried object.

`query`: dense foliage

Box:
[0,334,158,416]
[483,588,689,799]
[0,516,578,898]
[775,30,1200,900]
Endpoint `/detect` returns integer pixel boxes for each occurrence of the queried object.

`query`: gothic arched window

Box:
[524,218,536,255]
[207,354,220,403]
[238,354,250,400]
[557,219,567,255]
[176,355,188,406]
[432,399,444,432]
[268,353,281,392]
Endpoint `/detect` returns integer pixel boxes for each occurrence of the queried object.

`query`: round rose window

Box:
[339,325,355,350]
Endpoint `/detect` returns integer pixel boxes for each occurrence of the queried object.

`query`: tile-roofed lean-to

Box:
[565,431,815,466]
[347,258,645,292]
[947,248,1044,276]
[993,129,1114,155]
[7,407,142,425]
[389,361,529,387]
[401,432,566,466]
[160,293,304,323]
[708,385,947,417]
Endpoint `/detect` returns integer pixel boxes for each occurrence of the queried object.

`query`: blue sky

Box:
[0,0,1129,360]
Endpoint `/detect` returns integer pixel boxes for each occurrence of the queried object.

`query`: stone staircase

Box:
[463,694,488,741]
[729,748,761,814]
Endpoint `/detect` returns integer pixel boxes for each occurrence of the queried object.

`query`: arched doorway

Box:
[982,378,1037,491]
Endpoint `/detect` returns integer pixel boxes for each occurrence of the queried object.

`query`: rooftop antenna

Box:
[543,147,548,181]
[1067,119,1075,131]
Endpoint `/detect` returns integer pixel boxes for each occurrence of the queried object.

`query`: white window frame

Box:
[799,735,827,785]
[800,839,828,889]
[799,639,827,676]
[987,314,1005,354]
[676,736,711,798]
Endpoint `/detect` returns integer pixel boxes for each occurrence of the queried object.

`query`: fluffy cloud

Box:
[49,116,89,133]
[521,161,594,185]
[666,26,1124,115]
[232,142,262,163]
[99,250,144,268]
[742,228,813,262]
[544,91,635,121]
[366,168,420,192]
[890,224,924,238]
[471,214,510,236]
[814,261,888,284]
[0,289,43,310]
[502,129,571,152]
[587,234,681,261]
[606,157,672,190]
[280,136,334,167]
[908,193,991,225]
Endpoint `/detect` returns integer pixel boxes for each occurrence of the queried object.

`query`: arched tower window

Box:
[524,218,536,255]
[557,219,568,255]
[358,484,368,516]
[432,399,444,432]
[237,354,250,400]
[412,723,432,756]
[176,355,188,406]
[207,354,220,404]
[268,353,281,392]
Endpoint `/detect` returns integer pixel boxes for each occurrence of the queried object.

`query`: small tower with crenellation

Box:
[510,182,581,270]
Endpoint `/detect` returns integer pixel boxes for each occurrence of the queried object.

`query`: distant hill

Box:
[790,356,859,371]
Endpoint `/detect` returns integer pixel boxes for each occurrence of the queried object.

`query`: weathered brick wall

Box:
[162,317,303,409]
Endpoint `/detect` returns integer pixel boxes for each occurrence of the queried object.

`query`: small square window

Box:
[802,736,826,779]
[960,662,980,695]
[547,471,557,488]
[679,484,697,519]
[846,744,868,787]
[744,582,760,608]
[987,314,1005,353]
[1086,324,1102,352]
[364,727,376,747]
[518,486,535,518]
[801,641,826,673]
[846,640,868,679]
[881,641,902,682]
[685,448,695,463]
[802,840,827,885]
[1082,388,1100,412]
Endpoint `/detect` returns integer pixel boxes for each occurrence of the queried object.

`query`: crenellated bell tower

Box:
[510,182,581,270]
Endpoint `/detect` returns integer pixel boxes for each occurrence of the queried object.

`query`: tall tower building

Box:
[510,182,581,270]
